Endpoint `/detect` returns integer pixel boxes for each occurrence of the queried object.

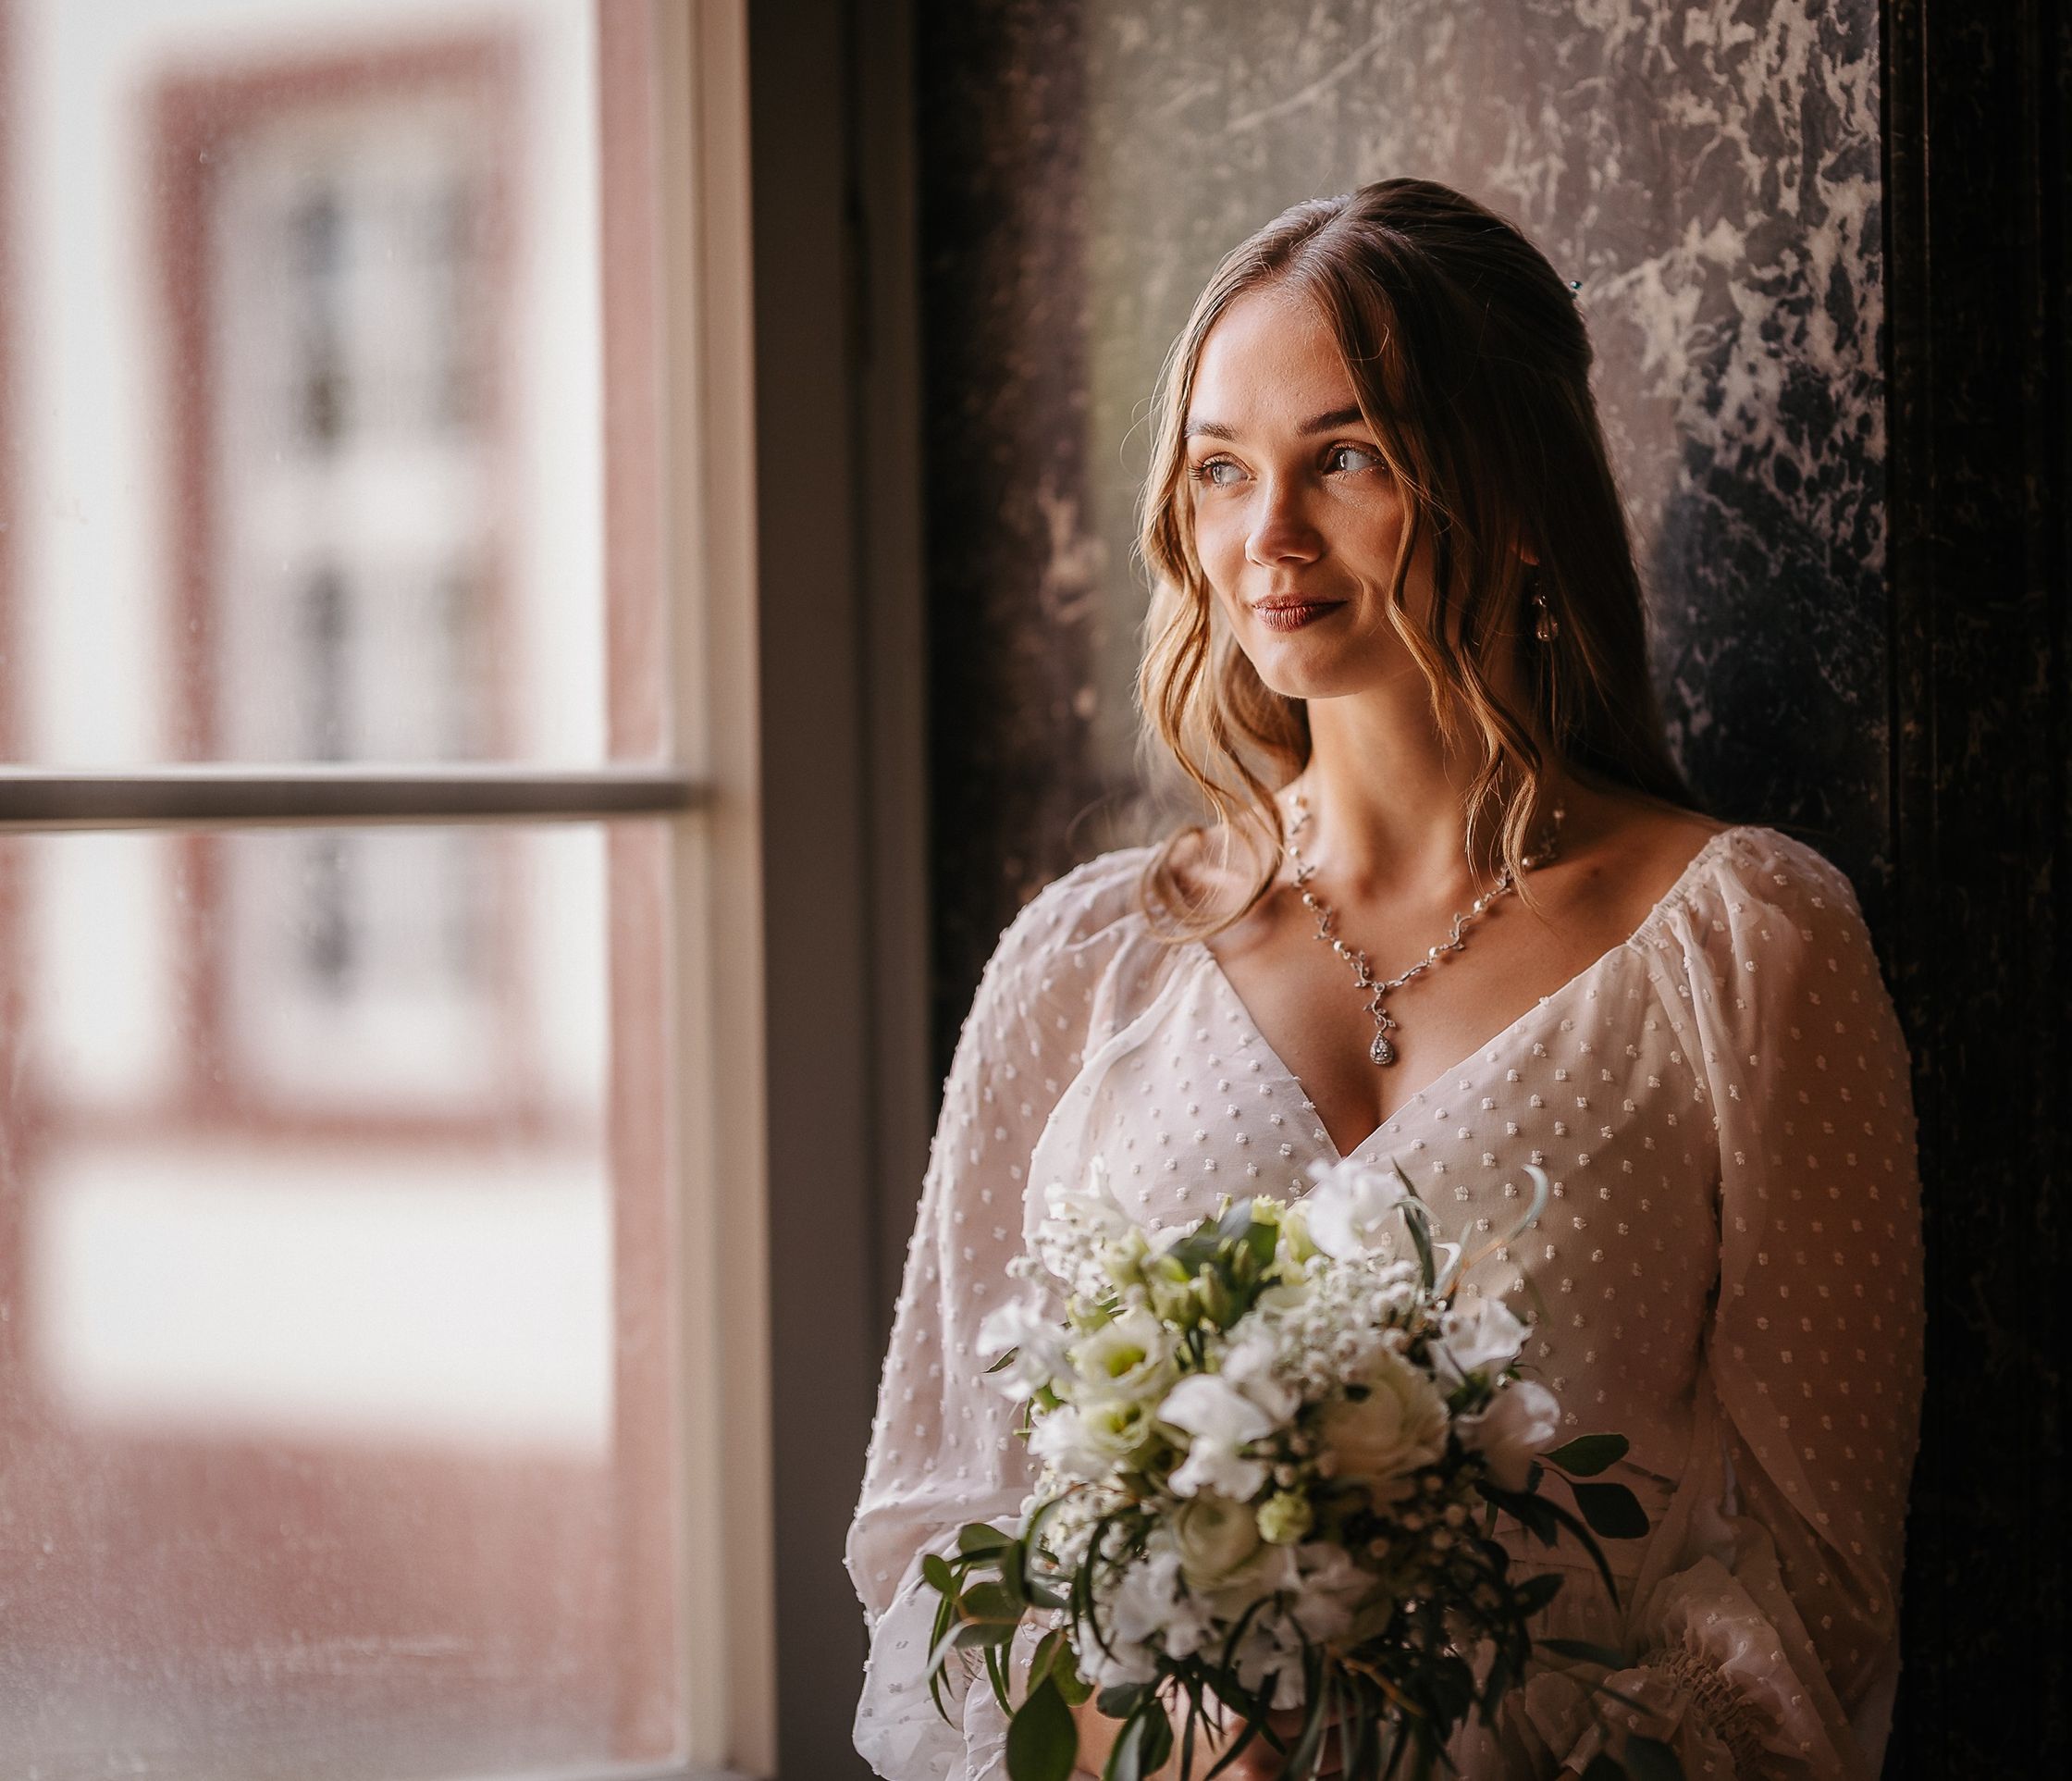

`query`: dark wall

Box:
[912,0,2072,1775]
[919,0,1896,1072]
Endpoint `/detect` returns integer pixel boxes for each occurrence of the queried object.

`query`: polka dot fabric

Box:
[845,827,1924,1780]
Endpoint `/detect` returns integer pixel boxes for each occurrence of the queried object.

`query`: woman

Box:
[846,179,1924,1780]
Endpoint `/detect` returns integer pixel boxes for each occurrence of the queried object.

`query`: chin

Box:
[1241,632,1391,703]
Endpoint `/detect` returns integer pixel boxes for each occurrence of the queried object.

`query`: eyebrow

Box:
[1184,404,1367,442]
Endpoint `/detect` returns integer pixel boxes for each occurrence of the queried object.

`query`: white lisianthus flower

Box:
[1317,1348,1449,1503]
[975,1295,1067,1399]
[1430,1295,1530,1390]
[1458,1378,1562,1490]
[1159,1374,1279,1500]
[1068,1306,1175,1404]
[1301,1157,1412,1259]
[1030,1397,1154,1478]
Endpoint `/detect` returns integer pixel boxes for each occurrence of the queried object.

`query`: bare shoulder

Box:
[1560,790,1734,933]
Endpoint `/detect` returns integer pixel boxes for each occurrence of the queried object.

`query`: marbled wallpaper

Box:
[918,0,1894,1062]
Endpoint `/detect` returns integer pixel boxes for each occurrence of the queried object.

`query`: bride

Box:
[845,178,1924,1780]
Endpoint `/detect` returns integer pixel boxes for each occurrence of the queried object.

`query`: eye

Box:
[1189,456,1247,489]
[1326,442,1384,475]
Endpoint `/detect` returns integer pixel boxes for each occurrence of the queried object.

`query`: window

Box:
[0,3,767,1776]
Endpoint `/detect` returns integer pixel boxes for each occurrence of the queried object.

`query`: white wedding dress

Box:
[845,824,1925,1779]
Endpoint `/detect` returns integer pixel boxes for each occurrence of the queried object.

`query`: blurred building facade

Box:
[0,3,669,1774]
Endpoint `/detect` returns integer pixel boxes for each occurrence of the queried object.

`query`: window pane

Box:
[2,0,667,765]
[0,821,681,1777]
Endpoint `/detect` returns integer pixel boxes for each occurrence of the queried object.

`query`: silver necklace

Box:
[1282,792,1567,1067]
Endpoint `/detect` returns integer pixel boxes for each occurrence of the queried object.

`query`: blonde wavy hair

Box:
[1136,178,1699,938]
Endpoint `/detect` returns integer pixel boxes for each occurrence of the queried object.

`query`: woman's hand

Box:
[1072,1689,1348,1780]
[1198,1701,1345,1779]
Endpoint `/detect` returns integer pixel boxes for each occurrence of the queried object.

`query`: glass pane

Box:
[0,822,681,1778]
[2,0,668,765]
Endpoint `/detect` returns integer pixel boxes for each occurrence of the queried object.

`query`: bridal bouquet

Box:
[919,1155,1684,1781]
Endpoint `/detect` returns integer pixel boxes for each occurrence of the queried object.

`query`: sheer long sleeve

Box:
[1537,831,1927,1778]
[845,851,1153,1780]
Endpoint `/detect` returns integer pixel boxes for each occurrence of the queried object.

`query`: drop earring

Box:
[1529,567,1560,642]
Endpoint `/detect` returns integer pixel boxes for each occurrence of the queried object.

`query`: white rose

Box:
[1317,1349,1449,1503]
[1458,1378,1561,1490]
[1172,1492,1266,1590]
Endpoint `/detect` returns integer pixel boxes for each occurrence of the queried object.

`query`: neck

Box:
[1289,691,1566,897]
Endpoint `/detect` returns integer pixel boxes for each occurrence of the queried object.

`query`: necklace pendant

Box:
[1369,1032,1397,1066]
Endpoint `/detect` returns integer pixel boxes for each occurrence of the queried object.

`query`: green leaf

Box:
[1571,1479,1650,1540]
[1244,1217,1279,1269]
[921,1552,957,1598]
[985,1347,1019,1375]
[1398,1180,1437,1288]
[997,1550,1030,1609]
[1537,1637,1627,1668]
[959,1523,1015,1555]
[1622,1733,1686,1781]
[1287,1685,1333,1779]
[1098,1683,1149,1721]
[961,1582,1021,1622]
[1023,1627,1089,1705]
[1544,1433,1628,1477]
[1137,1701,1175,1775]
[1480,1480,1562,1548]
[1198,1669,1282,1776]
[1005,1676,1079,1781]
[1526,1493,1622,1606]
[1026,1575,1070,1612]
[1104,1697,1173,1781]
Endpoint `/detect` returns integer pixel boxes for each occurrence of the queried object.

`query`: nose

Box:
[1244,475,1323,569]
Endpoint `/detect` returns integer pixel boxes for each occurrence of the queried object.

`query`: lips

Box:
[1251,597,1346,632]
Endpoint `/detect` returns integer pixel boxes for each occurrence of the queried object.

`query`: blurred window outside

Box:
[0,4,764,1779]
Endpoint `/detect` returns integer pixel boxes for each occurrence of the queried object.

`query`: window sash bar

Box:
[0,764,704,829]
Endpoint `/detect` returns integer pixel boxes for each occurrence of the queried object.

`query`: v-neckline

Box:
[1189,823,1749,1165]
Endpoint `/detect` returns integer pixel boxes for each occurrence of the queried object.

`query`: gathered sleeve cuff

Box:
[1523,1409,1877,1778]
[1538,828,1926,1780]
[845,850,1155,1778]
